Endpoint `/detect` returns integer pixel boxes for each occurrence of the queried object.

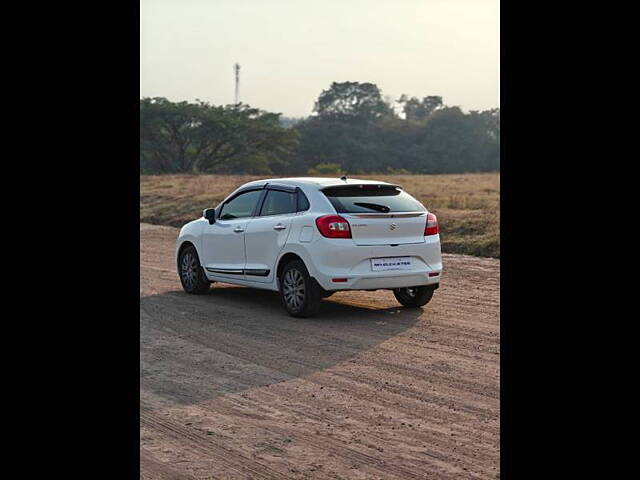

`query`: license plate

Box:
[370,257,413,272]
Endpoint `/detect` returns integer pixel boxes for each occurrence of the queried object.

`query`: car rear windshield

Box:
[322,186,425,213]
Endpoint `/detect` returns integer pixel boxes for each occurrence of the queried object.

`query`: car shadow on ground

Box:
[140,285,425,406]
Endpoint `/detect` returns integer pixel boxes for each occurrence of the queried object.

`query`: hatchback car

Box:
[176,177,442,317]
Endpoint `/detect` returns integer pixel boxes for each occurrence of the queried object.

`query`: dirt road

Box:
[140,223,500,479]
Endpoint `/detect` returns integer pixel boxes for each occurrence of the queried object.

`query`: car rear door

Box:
[322,184,427,246]
[201,188,263,280]
[243,185,298,283]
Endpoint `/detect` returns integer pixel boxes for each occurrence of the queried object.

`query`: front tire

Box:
[280,260,322,317]
[178,245,211,294]
[393,286,435,308]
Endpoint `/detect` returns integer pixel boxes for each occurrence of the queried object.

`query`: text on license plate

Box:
[370,257,414,271]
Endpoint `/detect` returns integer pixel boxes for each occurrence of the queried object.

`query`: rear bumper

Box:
[323,270,441,291]
[306,234,443,291]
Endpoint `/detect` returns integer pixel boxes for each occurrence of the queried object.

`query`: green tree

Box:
[397,95,443,123]
[140,97,202,173]
[140,98,299,174]
[190,103,298,173]
[313,81,392,122]
[293,82,499,175]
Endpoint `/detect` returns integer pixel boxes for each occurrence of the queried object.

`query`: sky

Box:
[140,0,499,118]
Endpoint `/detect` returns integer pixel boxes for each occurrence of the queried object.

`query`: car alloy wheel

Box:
[283,268,305,310]
[181,251,199,290]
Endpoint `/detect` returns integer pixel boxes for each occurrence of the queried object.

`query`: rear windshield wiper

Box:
[353,202,391,213]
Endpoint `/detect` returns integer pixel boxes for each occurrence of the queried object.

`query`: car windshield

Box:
[322,186,425,213]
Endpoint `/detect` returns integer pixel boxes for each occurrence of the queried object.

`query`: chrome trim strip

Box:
[206,268,270,277]
[206,268,243,274]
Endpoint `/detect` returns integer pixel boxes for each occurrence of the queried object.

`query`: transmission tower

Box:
[234,63,240,104]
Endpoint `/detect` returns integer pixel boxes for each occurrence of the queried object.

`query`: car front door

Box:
[243,187,298,284]
[201,188,263,281]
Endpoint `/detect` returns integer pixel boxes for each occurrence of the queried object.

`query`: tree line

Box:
[140,81,499,175]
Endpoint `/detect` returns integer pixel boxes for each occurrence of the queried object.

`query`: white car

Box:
[176,177,442,317]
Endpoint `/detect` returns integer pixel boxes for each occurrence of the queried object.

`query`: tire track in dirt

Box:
[141,409,293,480]
[207,394,494,478]
[140,448,198,480]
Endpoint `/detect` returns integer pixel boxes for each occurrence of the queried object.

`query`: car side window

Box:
[219,190,262,220]
[260,190,296,216]
[296,190,310,212]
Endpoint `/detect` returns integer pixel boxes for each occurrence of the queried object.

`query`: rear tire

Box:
[280,260,322,317]
[178,245,211,294]
[393,286,435,308]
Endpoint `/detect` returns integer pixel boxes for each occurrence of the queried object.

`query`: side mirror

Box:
[203,208,216,225]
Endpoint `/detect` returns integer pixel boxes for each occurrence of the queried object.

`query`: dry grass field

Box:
[140,173,499,257]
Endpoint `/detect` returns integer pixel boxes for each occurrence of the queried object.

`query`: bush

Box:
[307,162,343,175]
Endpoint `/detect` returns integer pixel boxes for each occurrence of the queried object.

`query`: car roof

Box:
[241,177,397,189]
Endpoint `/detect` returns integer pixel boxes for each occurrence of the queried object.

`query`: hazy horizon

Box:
[140,0,499,117]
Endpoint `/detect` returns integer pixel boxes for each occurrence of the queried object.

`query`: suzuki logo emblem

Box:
[389,223,397,230]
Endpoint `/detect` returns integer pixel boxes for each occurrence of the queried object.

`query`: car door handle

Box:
[273,224,287,231]
[233,226,244,233]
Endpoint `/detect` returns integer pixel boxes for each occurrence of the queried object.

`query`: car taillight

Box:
[425,212,439,236]
[315,215,352,238]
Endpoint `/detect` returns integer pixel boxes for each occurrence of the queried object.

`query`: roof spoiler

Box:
[320,183,402,191]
